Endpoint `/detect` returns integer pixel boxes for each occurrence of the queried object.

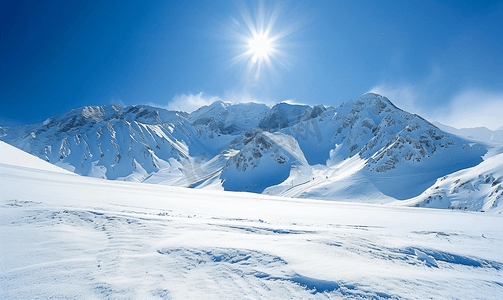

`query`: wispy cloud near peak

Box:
[369,84,503,130]
[369,83,422,115]
[166,92,222,113]
[441,89,503,130]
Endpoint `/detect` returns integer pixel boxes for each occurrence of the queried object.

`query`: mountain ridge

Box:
[1,93,496,210]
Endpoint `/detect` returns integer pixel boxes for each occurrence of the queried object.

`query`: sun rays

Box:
[230,1,292,80]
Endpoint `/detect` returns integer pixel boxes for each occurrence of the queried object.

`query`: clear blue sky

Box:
[1,0,502,129]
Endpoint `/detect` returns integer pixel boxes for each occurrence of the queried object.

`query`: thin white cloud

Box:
[110,98,125,108]
[441,89,503,131]
[166,92,222,113]
[368,63,503,130]
[369,65,443,118]
[369,83,424,116]
[369,84,503,130]
[221,89,276,107]
[163,91,280,113]
[281,99,308,106]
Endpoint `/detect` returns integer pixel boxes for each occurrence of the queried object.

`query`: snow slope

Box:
[1,139,502,299]
[0,140,75,174]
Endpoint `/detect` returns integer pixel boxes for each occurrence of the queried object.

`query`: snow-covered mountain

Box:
[0,93,495,209]
[266,94,487,200]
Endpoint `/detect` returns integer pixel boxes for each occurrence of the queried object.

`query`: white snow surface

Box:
[1,137,503,299]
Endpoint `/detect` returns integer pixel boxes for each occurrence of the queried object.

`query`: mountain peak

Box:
[81,104,122,123]
[359,93,401,110]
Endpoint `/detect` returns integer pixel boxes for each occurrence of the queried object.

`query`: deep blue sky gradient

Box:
[1,0,502,129]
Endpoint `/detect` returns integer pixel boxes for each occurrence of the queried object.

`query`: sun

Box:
[248,33,273,63]
[228,1,299,80]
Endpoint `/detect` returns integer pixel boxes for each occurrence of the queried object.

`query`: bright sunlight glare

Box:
[248,34,273,63]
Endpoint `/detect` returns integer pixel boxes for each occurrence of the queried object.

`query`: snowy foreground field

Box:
[1,144,503,299]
